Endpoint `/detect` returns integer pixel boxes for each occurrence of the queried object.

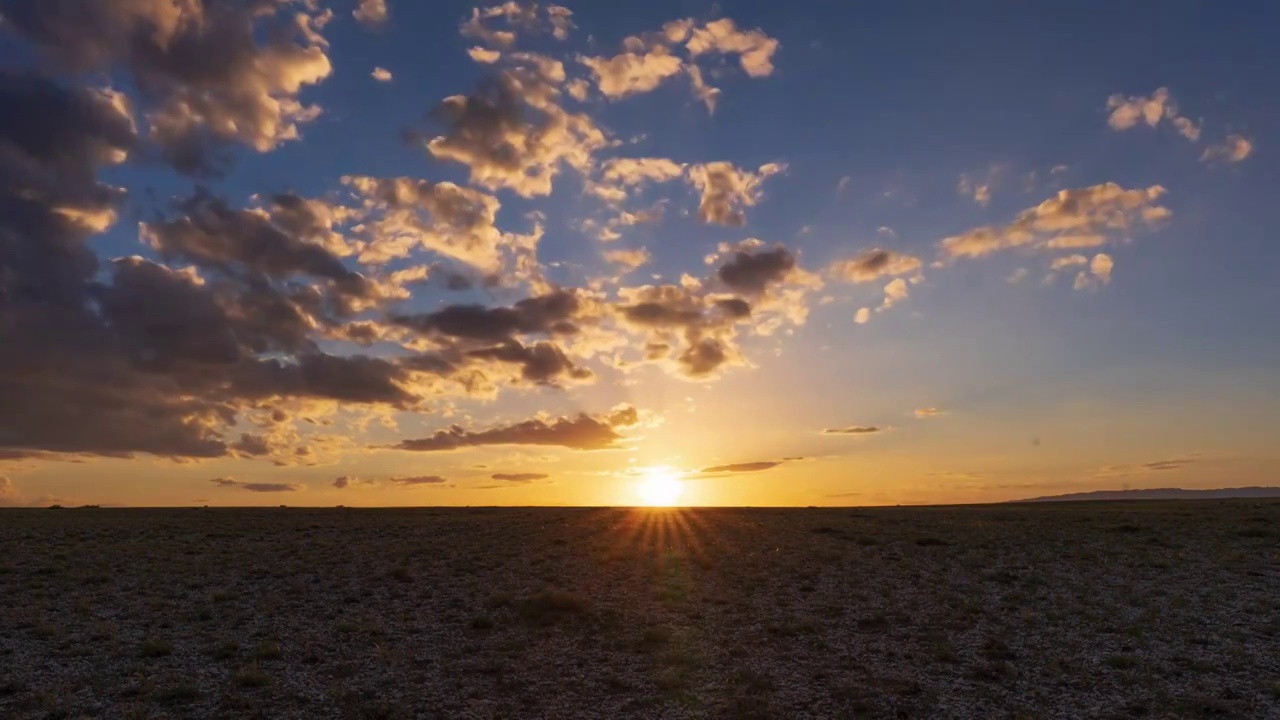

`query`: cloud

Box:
[1106,87,1200,141]
[461,3,569,49]
[141,190,372,297]
[1201,134,1253,164]
[588,157,685,207]
[341,175,509,269]
[914,407,944,418]
[717,245,797,296]
[685,19,780,77]
[601,157,686,185]
[209,477,303,492]
[687,162,785,226]
[392,405,638,452]
[880,278,909,309]
[686,65,720,112]
[822,426,882,435]
[0,111,423,462]
[354,0,389,26]
[1090,252,1113,281]
[1071,253,1113,291]
[958,167,1005,207]
[424,57,606,197]
[854,307,871,324]
[604,247,651,273]
[547,5,575,40]
[491,472,550,482]
[468,47,502,64]
[938,183,1169,260]
[0,7,811,466]
[579,50,683,98]
[1049,254,1088,271]
[4,0,334,175]
[1007,268,1029,285]
[390,475,449,486]
[1093,454,1201,478]
[701,461,782,473]
[371,67,393,82]
[829,249,922,283]
[465,340,594,386]
[332,475,378,489]
[390,289,582,343]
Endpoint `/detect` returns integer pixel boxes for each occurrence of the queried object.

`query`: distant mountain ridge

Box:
[1013,487,1280,503]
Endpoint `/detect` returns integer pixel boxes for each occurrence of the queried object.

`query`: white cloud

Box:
[854,307,870,324]
[467,47,502,64]
[1049,254,1088,271]
[604,247,651,273]
[579,50,683,98]
[1090,252,1113,282]
[1106,87,1201,142]
[685,18,780,77]
[371,67,393,82]
[686,161,785,226]
[1201,134,1253,164]
[880,278,909,309]
[939,183,1169,260]
[354,0,389,26]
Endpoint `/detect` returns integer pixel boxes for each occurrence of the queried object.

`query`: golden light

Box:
[636,466,684,507]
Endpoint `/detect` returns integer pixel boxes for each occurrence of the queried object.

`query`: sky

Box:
[1,0,1277,508]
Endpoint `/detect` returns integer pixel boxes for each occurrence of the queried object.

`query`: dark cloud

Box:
[701,461,782,473]
[678,338,729,378]
[828,249,922,283]
[1094,455,1201,478]
[491,473,550,482]
[208,477,301,493]
[717,246,795,295]
[714,298,752,318]
[230,434,272,457]
[1,0,333,175]
[822,426,882,435]
[1142,457,1198,472]
[390,475,450,486]
[392,406,638,452]
[620,301,703,328]
[143,190,371,298]
[391,289,580,342]
[466,340,593,386]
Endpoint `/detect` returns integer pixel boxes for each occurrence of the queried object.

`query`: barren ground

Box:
[2,501,1278,719]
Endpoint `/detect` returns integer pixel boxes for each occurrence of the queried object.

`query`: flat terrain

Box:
[1,502,1278,719]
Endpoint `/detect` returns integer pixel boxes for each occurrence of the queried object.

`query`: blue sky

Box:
[0,0,1276,507]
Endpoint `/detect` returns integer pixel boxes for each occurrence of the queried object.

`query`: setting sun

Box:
[637,468,684,507]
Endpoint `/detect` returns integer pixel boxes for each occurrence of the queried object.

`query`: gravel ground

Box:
[1,501,1278,719]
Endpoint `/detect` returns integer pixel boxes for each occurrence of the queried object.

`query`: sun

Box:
[637,467,684,507]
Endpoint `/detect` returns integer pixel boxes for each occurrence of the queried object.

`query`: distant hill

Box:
[1013,487,1280,503]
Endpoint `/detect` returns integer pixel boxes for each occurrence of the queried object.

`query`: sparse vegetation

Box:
[233,663,270,688]
[0,501,1276,717]
[137,638,172,658]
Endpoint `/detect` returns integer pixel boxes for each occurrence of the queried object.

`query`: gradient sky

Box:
[1,0,1277,508]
